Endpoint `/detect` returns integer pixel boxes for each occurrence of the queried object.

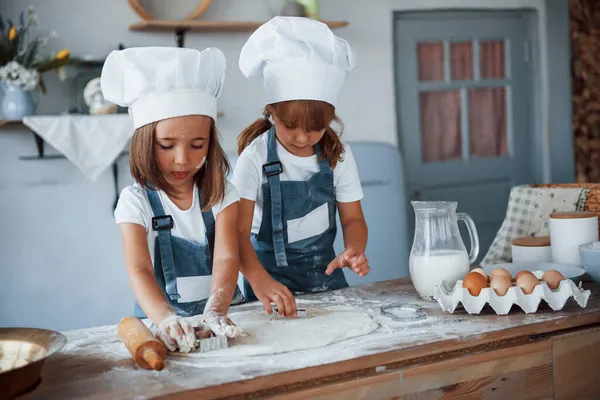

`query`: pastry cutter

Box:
[270,306,308,320]
[194,335,228,353]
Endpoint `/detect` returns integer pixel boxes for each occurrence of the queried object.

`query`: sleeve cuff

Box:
[115,215,146,229]
[336,190,364,203]
[237,189,259,202]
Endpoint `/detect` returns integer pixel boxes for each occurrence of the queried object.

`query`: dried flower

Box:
[56,49,69,60]
[0,7,71,93]
[0,61,39,91]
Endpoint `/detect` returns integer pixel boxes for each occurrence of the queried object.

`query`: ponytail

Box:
[321,119,345,169]
[237,109,272,155]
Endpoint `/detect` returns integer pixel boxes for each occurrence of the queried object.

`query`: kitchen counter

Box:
[23,278,600,399]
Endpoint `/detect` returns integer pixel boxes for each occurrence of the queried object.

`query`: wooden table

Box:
[23,278,600,399]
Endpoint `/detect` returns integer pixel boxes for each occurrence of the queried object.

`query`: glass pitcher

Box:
[409,201,479,301]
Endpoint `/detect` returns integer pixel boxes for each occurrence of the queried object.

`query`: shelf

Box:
[0,119,24,127]
[129,19,349,32]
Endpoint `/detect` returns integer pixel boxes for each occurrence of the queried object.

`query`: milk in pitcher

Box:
[409,250,469,300]
[409,201,479,301]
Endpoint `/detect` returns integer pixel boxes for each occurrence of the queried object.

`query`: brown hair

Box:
[237,100,345,168]
[129,120,230,211]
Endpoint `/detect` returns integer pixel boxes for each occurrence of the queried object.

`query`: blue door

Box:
[394,11,535,263]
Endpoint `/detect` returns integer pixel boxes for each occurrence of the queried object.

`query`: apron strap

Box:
[315,142,331,174]
[263,127,288,267]
[316,142,335,193]
[146,188,180,301]
[200,189,215,264]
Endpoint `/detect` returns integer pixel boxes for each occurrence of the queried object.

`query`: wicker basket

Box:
[531,183,600,234]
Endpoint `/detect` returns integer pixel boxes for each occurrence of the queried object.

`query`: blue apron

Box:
[243,127,348,301]
[134,186,244,318]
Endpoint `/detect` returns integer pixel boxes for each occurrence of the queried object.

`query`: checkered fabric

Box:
[481,185,589,266]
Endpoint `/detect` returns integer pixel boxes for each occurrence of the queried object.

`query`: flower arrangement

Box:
[0,7,71,93]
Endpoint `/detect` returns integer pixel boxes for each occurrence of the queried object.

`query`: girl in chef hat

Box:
[233,17,370,317]
[101,46,246,353]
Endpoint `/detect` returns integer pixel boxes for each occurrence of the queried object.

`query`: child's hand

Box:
[199,311,247,338]
[156,312,196,353]
[325,248,370,277]
[251,273,297,318]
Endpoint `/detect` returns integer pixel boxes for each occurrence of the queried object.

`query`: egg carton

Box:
[433,274,591,315]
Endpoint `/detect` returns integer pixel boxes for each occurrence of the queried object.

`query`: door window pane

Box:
[420,91,462,163]
[417,42,444,81]
[480,40,505,79]
[469,87,507,157]
[451,42,473,80]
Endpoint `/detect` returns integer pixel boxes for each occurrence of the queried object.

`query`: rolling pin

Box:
[117,316,166,371]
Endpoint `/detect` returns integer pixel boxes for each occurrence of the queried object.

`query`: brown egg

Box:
[470,267,489,282]
[541,270,566,290]
[462,271,488,296]
[515,270,535,281]
[516,273,539,294]
[490,267,512,281]
[490,276,512,296]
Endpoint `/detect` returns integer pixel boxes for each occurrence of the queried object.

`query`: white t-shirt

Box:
[114,180,239,265]
[232,132,363,238]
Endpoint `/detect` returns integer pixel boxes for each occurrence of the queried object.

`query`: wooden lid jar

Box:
[549,211,598,266]
[511,236,552,263]
[549,211,596,220]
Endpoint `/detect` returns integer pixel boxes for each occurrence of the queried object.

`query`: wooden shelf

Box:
[129,19,349,32]
[0,119,23,127]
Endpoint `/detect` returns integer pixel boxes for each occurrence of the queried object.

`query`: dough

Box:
[182,305,379,357]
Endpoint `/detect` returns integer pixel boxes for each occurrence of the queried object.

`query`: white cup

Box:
[511,236,552,263]
[549,211,598,266]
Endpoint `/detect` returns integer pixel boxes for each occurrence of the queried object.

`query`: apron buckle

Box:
[263,161,283,177]
[152,215,174,231]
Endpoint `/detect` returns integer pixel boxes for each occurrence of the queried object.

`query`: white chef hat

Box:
[101,46,225,129]
[239,16,356,108]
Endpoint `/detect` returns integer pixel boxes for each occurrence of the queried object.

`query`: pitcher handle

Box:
[457,213,479,264]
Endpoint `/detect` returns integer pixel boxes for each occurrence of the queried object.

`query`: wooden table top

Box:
[23,278,600,400]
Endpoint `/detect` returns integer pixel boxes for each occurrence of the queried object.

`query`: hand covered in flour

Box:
[325,247,370,278]
[200,311,248,338]
[156,312,197,353]
[195,289,248,338]
[250,273,297,318]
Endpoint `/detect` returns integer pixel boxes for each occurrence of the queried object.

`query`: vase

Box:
[0,82,36,120]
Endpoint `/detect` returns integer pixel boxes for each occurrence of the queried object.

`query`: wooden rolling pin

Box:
[118,316,166,371]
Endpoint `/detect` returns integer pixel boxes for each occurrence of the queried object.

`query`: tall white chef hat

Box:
[239,16,356,108]
[101,46,225,130]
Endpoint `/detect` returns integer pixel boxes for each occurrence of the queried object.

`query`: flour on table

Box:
[177,305,379,358]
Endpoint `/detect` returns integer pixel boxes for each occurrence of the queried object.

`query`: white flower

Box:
[27,7,39,27]
[0,61,39,91]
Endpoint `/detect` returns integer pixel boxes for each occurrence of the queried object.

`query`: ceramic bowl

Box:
[579,241,600,285]
[0,328,67,400]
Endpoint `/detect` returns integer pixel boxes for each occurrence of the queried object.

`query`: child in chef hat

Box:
[232,17,370,318]
[101,46,246,353]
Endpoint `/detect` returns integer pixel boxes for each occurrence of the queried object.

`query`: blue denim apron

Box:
[134,186,244,318]
[243,127,348,301]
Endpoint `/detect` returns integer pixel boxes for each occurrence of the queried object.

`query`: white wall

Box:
[0,0,557,331]
[0,0,548,151]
